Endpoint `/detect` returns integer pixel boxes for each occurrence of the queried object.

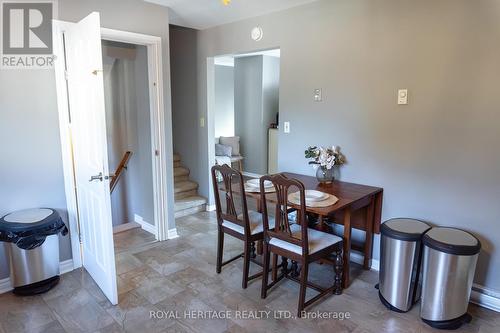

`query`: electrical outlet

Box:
[284,121,290,133]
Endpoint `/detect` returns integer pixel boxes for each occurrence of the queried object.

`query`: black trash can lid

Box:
[381,218,431,241]
[0,208,59,231]
[423,227,481,256]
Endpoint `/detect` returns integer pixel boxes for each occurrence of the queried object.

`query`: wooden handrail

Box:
[110,151,132,194]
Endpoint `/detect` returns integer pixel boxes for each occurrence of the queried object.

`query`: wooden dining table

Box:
[244,172,383,288]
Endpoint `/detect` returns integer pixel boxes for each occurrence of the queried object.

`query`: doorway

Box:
[53,13,171,305]
[100,40,157,251]
[207,49,281,206]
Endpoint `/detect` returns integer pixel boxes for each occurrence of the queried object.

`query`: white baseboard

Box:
[134,214,156,235]
[0,259,75,294]
[206,204,216,212]
[167,228,179,239]
[471,284,500,312]
[59,259,75,274]
[113,222,140,234]
[350,251,380,271]
[0,277,12,294]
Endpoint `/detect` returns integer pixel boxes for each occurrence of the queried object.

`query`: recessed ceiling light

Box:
[222,0,231,5]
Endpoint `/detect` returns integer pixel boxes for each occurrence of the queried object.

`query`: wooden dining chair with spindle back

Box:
[259,173,344,317]
[211,164,275,289]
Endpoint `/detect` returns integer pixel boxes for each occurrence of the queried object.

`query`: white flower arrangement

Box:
[305,146,346,170]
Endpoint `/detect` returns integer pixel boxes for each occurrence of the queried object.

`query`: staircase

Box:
[174,153,207,218]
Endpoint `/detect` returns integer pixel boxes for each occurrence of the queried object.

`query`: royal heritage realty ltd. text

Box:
[150,310,352,320]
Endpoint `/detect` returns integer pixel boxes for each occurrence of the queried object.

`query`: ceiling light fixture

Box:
[222,0,231,5]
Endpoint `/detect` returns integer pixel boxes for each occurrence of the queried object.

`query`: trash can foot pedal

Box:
[422,313,472,330]
[13,275,60,296]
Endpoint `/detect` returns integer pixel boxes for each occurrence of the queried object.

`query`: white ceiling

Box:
[145,0,319,30]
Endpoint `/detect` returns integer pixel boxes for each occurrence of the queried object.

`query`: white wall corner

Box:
[167,228,179,239]
[134,214,156,235]
[206,204,216,212]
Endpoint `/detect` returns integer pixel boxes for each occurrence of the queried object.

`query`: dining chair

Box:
[259,173,344,317]
[211,164,275,289]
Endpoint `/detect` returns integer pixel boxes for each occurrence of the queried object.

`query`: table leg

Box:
[342,208,352,288]
[363,197,375,270]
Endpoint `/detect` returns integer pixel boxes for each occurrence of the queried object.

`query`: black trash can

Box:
[0,208,68,295]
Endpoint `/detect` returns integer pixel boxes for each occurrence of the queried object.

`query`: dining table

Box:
[244,172,383,288]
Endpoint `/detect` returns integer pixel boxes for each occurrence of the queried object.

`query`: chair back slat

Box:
[211,164,250,234]
[260,174,308,255]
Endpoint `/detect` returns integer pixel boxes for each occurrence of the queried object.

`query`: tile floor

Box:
[0,211,499,333]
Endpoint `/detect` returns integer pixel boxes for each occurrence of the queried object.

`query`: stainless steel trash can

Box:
[379,218,431,312]
[420,227,481,330]
[0,208,68,295]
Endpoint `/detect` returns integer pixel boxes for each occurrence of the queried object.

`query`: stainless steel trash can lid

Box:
[381,218,431,241]
[423,227,481,256]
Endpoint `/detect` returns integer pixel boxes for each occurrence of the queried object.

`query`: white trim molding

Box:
[53,21,170,269]
[0,259,75,294]
[167,228,179,239]
[471,284,500,312]
[350,252,380,271]
[134,214,157,235]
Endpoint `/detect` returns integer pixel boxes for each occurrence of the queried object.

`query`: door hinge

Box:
[155,149,159,156]
[64,70,69,81]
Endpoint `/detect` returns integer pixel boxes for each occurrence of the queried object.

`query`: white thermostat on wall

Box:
[398,89,408,105]
[251,27,263,41]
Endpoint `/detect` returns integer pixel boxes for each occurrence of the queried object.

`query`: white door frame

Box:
[53,20,171,270]
[205,49,280,209]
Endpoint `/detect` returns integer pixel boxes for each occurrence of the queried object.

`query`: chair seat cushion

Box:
[222,211,275,235]
[269,224,342,255]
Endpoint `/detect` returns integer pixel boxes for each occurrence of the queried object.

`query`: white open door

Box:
[64,12,118,305]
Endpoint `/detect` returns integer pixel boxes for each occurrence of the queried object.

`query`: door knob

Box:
[89,172,103,182]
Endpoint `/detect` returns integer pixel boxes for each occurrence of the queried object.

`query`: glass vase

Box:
[316,166,334,184]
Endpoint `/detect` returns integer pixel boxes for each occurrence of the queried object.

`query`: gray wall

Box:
[233,55,279,174]
[214,65,234,138]
[234,56,264,174]
[169,25,199,173]
[173,0,500,291]
[103,44,154,227]
[0,0,173,280]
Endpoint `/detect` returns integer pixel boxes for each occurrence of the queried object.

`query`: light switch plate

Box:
[314,88,322,102]
[200,117,205,128]
[398,89,408,105]
[283,121,290,133]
